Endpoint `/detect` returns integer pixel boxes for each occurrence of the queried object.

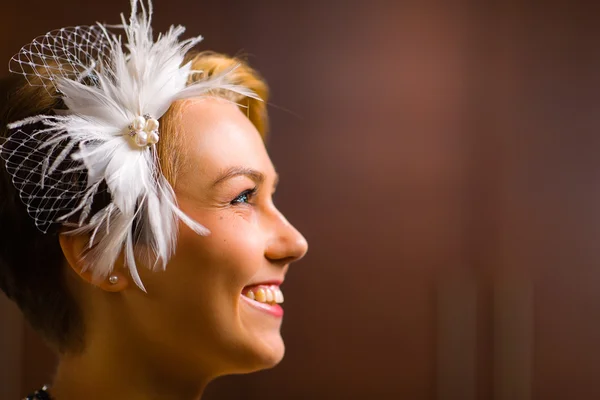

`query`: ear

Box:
[58,233,129,292]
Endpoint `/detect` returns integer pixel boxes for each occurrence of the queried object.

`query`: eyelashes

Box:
[230,186,258,205]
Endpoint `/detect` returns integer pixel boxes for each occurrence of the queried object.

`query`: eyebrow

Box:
[212,166,279,188]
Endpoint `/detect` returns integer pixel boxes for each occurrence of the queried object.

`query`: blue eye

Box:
[231,187,257,205]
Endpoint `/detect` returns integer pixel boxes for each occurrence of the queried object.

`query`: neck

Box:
[50,333,210,400]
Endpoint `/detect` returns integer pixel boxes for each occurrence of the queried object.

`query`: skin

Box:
[52,98,308,400]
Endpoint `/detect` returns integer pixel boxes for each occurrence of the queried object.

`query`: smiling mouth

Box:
[242,285,284,305]
[240,285,285,318]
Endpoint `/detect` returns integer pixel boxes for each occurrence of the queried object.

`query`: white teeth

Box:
[244,286,284,304]
[275,289,284,303]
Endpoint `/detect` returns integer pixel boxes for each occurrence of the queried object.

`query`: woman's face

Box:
[121,98,308,378]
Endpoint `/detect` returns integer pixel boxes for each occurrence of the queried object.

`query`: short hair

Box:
[0,51,269,353]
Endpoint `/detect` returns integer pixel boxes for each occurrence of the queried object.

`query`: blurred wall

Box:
[2,1,600,399]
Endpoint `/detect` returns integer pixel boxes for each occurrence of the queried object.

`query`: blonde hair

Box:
[0,51,269,351]
[158,51,269,186]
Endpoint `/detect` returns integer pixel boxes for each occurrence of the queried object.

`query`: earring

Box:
[108,275,119,285]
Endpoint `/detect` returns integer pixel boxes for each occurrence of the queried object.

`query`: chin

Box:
[232,335,286,374]
[259,338,286,369]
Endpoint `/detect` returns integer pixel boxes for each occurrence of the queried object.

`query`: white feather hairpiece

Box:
[0,0,260,291]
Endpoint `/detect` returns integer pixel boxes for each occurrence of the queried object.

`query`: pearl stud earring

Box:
[108,275,119,285]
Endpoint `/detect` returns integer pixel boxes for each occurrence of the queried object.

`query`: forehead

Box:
[175,98,273,181]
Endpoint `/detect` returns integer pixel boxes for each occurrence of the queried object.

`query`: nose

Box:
[264,209,308,266]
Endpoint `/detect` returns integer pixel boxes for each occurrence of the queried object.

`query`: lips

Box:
[240,283,284,318]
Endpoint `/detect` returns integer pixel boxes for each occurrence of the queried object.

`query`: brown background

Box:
[2,0,600,399]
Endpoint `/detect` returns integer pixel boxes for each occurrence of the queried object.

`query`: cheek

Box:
[133,214,267,344]
[175,210,266,291]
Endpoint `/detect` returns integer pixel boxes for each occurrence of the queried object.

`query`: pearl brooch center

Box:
[128,114,160,147]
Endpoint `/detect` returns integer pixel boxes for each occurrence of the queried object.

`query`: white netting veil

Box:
[0,0,260,291]
[9,26,111,96]
[0,127,99,234]
[3,25,113,235]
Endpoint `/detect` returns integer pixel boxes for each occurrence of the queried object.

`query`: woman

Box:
[0,1,308,399]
